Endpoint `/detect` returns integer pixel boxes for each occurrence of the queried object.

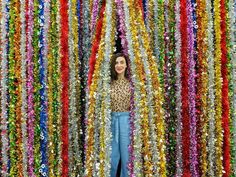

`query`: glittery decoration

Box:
[90,0,100,34]
[123,3,143,175]
[26,0,36,176]
[14,0,24,175]
[213,0,224,175]
[115,1,135,175]
[124,1,167,175]
[8,0,19,175]
[228,0,236,175]
[84,7,107,176]
[163,0,177,176]
[155,0,165,87]
[206,0,216,176]
[187,0,199,176]
[47,0,61,175]
[174,0,183,176]
[196,0,209,175]
[68,0,83,175]
[98,1,116,174]
[180,0,191,175]
[60,0,69,175]
[20,0,29,176]
[38,0,49,176]
[220,0,231,176]
[33,0,42,175]
[0,0,9,175]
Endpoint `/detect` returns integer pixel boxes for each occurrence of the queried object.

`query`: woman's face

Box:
[115,56,127,75]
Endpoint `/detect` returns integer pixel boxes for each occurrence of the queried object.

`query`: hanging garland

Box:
[15,0,24,175]
[88,1,105,86]
[20,0,29,175]
[115,1,135,176]
[196,0,209,175]
[228,0,236,175]
[163,0,177,176]
[174,0,183,176]
[123,1,143,175]
[220,0,231,176]
[0,0,9,175]
[187,0,198,175]
[26,0,36,176]
[32,0,42,175]
[38,0,49,176]
[137,5,167,175]
[206,0,216,176]
[8,0,18,175]
[59,0,69,175]
[47,0,61,175]
[90,0,101,35]
[180,0,191,176]
[213,0,224,175]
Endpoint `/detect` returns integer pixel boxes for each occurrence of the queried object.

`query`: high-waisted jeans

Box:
[110,112,130,177]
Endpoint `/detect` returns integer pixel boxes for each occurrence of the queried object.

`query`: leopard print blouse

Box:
[111,78,131,112]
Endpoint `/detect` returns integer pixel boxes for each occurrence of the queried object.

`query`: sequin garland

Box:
[180,0,191,175]
[0,0,9,175]
[8,0,20,175]
[20,0,28,176]
[163,0,177,176]
[59,0,69,175]
[47,0,61,175]
[26,0,36,175]
[228,0,236,175]
[220,0,231,176]
[206,0,216,176]
[123,1,144,175]
[174,0,183,176]
[187,0,198,175]
[213,0,224,175]
[38,0,49,176]
[33,0,42,175]
[196,0,209,175]
[84,2,107,175]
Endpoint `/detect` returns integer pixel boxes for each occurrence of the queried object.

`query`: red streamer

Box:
[180,0,191,176]
[220,0,231,175]
[60,0,69,176]
[88,1,106,86]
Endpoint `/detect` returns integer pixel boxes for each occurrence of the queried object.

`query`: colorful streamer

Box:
[0,0,9,175]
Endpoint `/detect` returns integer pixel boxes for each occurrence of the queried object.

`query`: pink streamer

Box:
[26,0,35,176]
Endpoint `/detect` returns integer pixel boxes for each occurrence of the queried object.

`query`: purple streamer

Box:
[187,0,198,176]
[90,0,100,34]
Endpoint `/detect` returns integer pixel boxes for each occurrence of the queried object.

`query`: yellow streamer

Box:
[213,0,223,175]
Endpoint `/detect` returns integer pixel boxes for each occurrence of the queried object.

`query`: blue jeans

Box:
[110,112,130,177]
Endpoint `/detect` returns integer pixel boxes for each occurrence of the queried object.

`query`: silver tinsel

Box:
[229,0,236,175]
[206,0,216,176]
[0,0,9,176]
[20,0,28,176]
[174,0,183,176]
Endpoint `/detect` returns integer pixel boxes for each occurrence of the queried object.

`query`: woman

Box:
[110,53,131,177]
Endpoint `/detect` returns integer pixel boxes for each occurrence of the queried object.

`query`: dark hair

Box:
[110,53,129,81]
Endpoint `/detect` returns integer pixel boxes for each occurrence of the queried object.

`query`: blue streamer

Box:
[39,0,48,176]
